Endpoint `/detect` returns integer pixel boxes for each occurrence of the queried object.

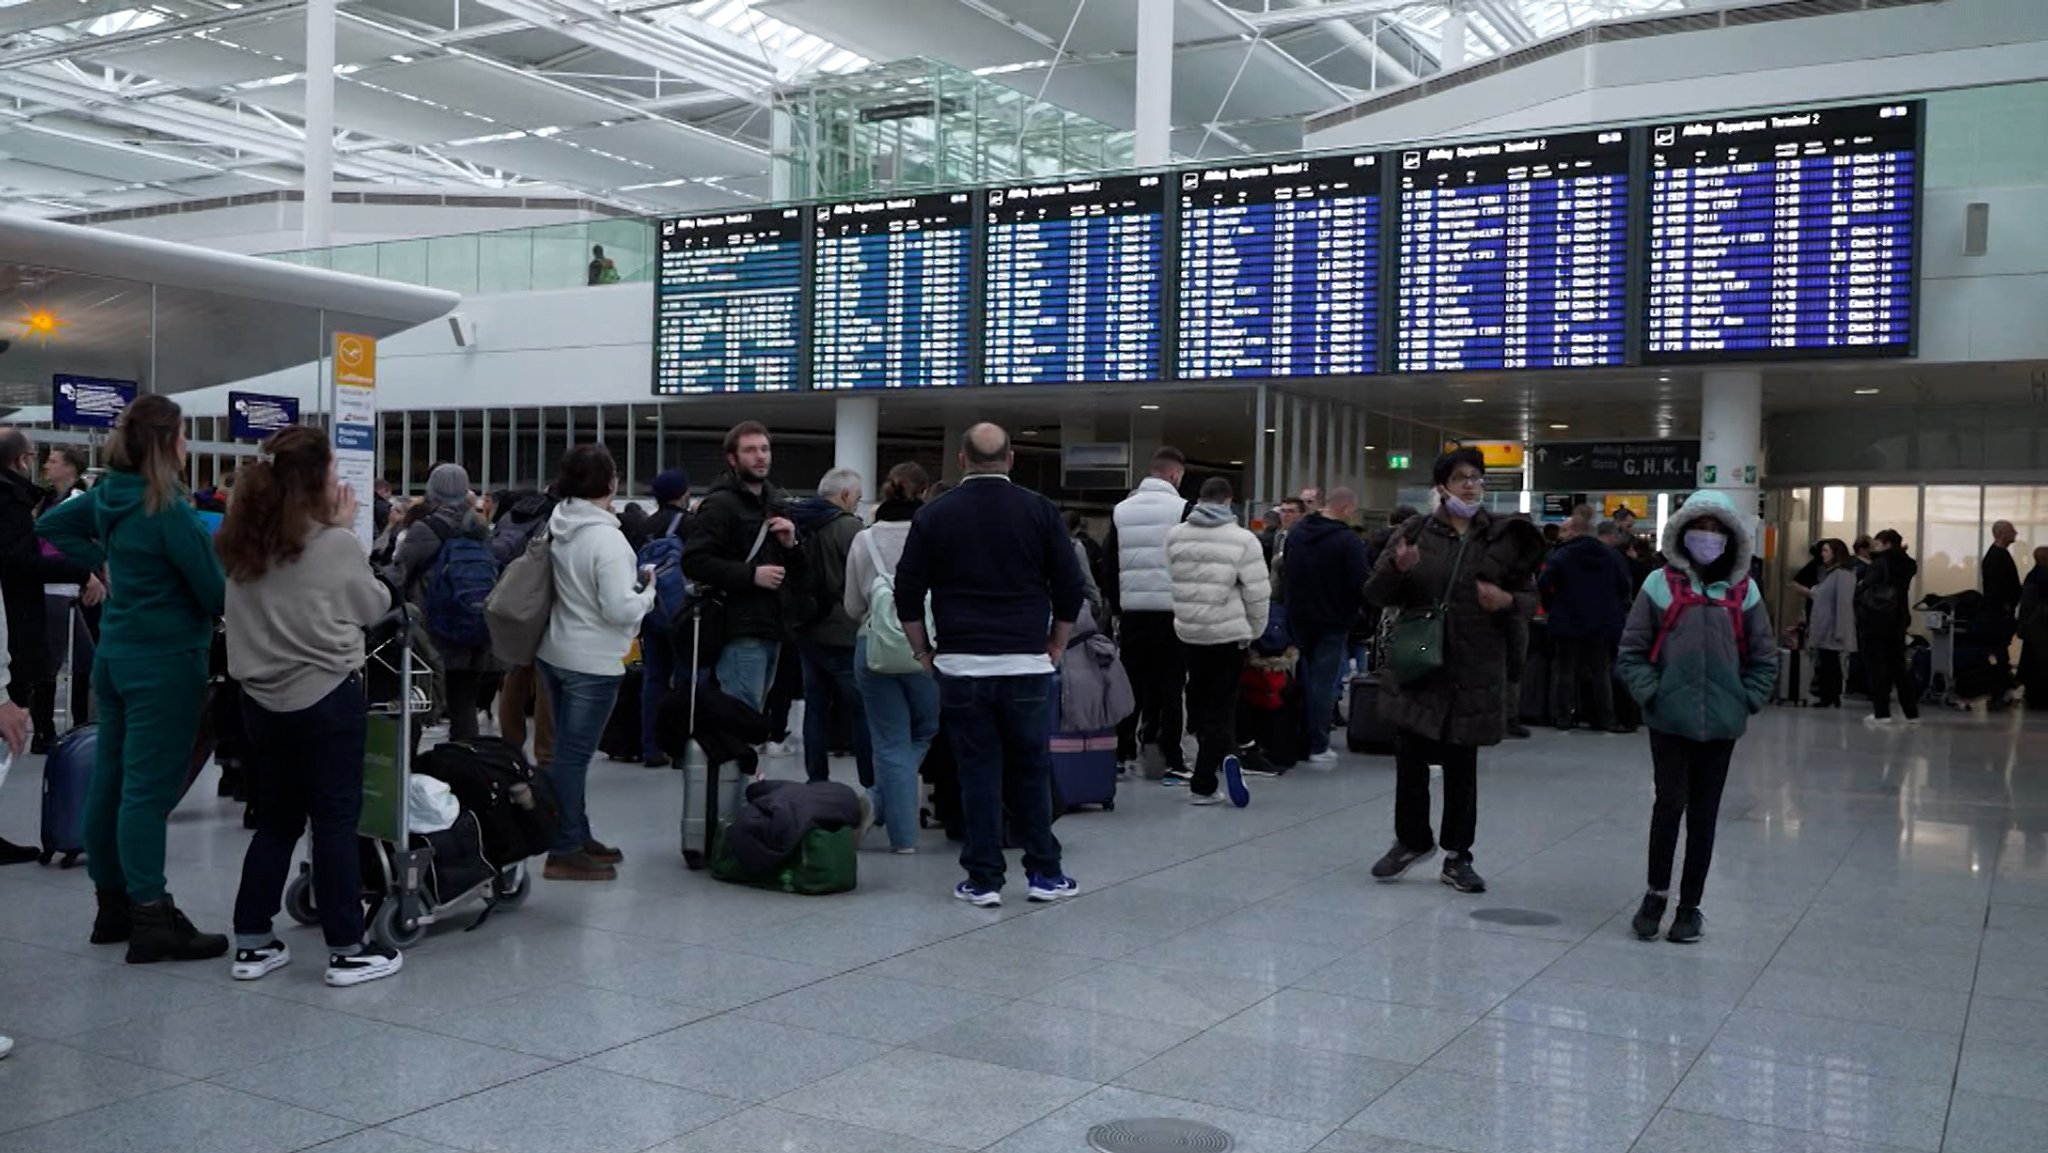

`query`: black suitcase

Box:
[1346,675,1397,753]
[600,666,644,762]
[1518,651,1552,724]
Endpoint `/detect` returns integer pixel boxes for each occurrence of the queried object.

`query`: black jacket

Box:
[1283,514,1370,638]
[681,470,802,644]
[1538,534,1634,643]
[0,470,85,688]
[1857,548,1918,634]
[895,474,1084,658]
[725,778,863,878]
[1983,543,2022,618]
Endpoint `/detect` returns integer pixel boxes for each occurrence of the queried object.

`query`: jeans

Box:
[233,676,369,950]
[716,637,779,714]
[538,661,623,857]
[853,635,938,850]
[1298,629,1349,756]
[1860,627,1921,720]
[83,649,209,904]
[1114,612,1186,768]
[800,639,873,787]
[1393,729,1479,860]
[1550,635,1618,728]
[497,664,554,765]
[1647,730,1736,907]
[640,625,678,761]
[940,673,1061,890]
[1185,643,1244,798]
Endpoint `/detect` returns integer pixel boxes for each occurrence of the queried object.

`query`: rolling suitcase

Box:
[1346,674,1397,753]
[600,665,644,761]
[1773,648,1810,707]
[1048,730,1118,812]
[39,724,94,867]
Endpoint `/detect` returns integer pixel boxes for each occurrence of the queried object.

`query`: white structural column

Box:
[1700,369,1764,535]
[302,0,337,248]
[834,396,879,502]
[1134,0,1175,168]
[1440,4,1470,71]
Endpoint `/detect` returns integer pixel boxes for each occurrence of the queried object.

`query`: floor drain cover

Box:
[1470,907,1562,926]
[1087,1118,1235,1153]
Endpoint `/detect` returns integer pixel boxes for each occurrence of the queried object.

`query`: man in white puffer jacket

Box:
[1166,477,1271,809]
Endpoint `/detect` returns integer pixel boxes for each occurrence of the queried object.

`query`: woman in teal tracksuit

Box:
[39,395,228,964]
[1615,490,1777,945]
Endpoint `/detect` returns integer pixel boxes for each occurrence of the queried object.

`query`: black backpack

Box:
[414,738,562,862]
[1856,571,1901,619]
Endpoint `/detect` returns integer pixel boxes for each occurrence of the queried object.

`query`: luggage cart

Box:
[283,608,529,950]
[1923,606,1958,708]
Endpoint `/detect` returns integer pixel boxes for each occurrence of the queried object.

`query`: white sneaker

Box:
[1306,750,1340,765]
[764,740,798,758]
[0,1034,13,1059]
[231,940,290,981]
[1863,715,1898,729]
[325,943,403,987]
[1189,791,1225,806]
[1904,717,1923,728]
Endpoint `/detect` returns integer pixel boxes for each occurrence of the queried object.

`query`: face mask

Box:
[1441,493,1482,519]
[1685,529,1729,565]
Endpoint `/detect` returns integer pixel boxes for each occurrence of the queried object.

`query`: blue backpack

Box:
[637,516,690,633]
[425,522,499,649]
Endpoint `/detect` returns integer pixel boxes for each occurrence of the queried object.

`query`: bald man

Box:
[1985,520,2022,620]
[896,423,1085,907]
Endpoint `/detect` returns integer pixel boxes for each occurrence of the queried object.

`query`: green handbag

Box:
[1387,530,1471,687]
[709,824,858,895]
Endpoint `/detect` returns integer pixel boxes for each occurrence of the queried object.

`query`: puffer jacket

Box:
[1365,507,1544,747]
[1109,477,1187,615]
[1165,502,1270,646]
[1616,490,1778,742]
[1808,566,1858,653]
[1057,603,1136,732]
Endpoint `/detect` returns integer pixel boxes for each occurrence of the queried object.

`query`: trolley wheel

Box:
[283,871,319,926]
[1102,800,1115,812]
[493,865,531,909]
[371,899,427,949]
[683,849,706,872]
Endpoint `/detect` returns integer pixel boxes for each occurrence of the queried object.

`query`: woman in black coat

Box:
[1364,448,1543,895]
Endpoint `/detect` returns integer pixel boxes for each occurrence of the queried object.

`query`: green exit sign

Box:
[1387,453,1411,471]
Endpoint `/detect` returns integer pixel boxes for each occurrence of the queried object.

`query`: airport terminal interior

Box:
[2,0,2048,1150]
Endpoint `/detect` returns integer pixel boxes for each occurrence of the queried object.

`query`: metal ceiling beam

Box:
[0,0,310,70]
[0,0,176,38]
[1240,0,1433,30]
[1257,0,1420,86]
[468,0,772,102]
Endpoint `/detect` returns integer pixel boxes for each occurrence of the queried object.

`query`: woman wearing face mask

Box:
[1364,448,1544,895]
[1615,491,1778,944]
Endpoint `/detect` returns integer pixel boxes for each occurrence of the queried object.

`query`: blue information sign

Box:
[228,391,300,440]
[52,374,137,430]
[812,192,973,390]
[653,207,805,395]
[983,174,1165,385]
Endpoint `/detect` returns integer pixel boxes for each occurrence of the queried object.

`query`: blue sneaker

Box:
[1223,755,1251,808]
[1027,873,1080,902]
[953,881,1001,908]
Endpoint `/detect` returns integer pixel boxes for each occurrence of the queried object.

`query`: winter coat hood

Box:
[1185,501,1236,529]
[790,495,849,535]
[547,496,620,543]
[1661,490,1754,591]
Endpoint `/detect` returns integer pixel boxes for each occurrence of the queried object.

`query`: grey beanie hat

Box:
[426,463,471,507]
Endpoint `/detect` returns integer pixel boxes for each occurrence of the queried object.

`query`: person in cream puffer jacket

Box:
[1164,477,1271,804]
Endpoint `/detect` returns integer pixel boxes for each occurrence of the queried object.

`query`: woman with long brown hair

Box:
[217,425,399,986]
[39,394,228,963]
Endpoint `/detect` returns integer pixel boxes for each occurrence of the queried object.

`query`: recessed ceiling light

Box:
[1139,403,1160,411]
[1228,459,1243,466]
[1658,376,1672,383]
[1462,397,1484,404]
[1021,428,1040,436]
[1549,423,1570,430]
[1363,444,1377,451]
[1264,427,1277,434]
[1854,387,1881,395]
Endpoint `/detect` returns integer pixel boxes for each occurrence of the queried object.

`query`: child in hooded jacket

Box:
[1615,490,1778,944]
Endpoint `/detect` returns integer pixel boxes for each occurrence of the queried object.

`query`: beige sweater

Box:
[225,525,392,713]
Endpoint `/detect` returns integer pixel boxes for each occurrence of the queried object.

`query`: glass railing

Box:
[265,216,656,296]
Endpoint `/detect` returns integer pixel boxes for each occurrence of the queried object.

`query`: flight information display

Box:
[1177,155,1381,380]
[1395,128,1631,372]
[984,174,1165,385]
[812,193,973,390]
[653,207,804,395]
[1646,100,1920,361]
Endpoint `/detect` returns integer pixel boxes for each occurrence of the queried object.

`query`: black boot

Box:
[1631,892,1668,940]
[0,837,39,866]
[125,895,228,964]
[91,889,131,943]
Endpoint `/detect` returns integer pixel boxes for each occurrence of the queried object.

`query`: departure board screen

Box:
[984,174,1165,385]
[1646,100,1920,362]
[1396,129,1631,372]
[812,193,973,390]
[1177,155,1381,380]
[653,208,804,395]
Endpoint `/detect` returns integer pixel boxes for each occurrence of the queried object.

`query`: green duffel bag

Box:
[708,824,858,895]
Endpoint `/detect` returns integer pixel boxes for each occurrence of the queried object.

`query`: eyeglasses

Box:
[1446,473,1487,488]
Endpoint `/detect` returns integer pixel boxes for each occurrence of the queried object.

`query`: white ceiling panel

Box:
[977,0,1249,55]
[998,39,1344,129]
[614,180,745,213]
[758,0,1045,70]
[558,119,763,179]
[238,78,495,145]
[89,36,288,89]
[0,160,103,195]
[444,136,661,187]
[220,12,423,67]
[378,56,624,131]
[0,125,216,183]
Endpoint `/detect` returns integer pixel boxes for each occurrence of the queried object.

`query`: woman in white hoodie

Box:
[536,445,653,881]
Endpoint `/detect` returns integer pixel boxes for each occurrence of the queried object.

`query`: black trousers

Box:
[1860,628,1920,720]
[443,670,484,742]
[1116,612,1187,769]
[1394,729,1478,860]
[1550,635,1617,728]
[1647,730,1736,908]
[1185,643,1243,798]
[1814,648,1845,706]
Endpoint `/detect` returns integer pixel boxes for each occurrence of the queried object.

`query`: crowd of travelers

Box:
[0,400,2016,1061]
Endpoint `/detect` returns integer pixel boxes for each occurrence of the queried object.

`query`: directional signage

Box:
[228,391,300,440]
[1532,440,1700,491]
[52,374,136,430]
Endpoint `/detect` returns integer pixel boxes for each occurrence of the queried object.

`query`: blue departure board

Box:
[653,207,804,395]
[1646,100,1919,362]
[1396,129,1631,372]
[812,193,973,390]
[1177,155,1381,380]
[984,174,1164,385]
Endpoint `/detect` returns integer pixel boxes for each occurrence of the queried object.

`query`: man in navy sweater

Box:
[896,423,1085,908]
